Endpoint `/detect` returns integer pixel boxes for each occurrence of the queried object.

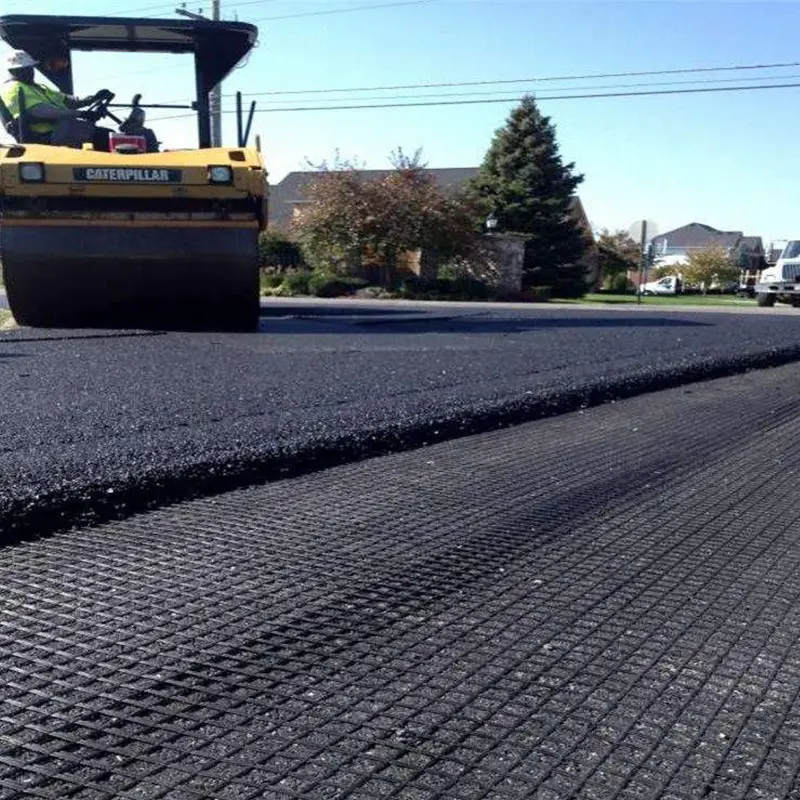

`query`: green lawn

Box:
[0,309,14,329]
[556,293,755,307]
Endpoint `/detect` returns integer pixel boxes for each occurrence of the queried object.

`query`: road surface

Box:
[2,364,800,798]
[2,300,800,538]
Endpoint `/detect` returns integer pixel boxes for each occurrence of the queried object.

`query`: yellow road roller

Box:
[0,14,268,331]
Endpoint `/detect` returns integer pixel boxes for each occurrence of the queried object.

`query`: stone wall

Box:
[464,234,526,293]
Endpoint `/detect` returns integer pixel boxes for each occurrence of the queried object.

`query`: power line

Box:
[237,59,800,98]
[228,71,800,106]
[146,79,800,122]
[249,0,437,23]
[125,69,800,112]
[94,0,280,18]
[102,0,185,16]
[102,55,800,104]
[239,81,800,112]
[124,0,438,21]
[149,112,199,121]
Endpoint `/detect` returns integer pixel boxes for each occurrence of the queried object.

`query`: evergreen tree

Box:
[469,95,590,297]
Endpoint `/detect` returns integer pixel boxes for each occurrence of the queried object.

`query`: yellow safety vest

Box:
[1,80,69,135]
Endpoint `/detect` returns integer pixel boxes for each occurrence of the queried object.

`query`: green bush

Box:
[260,272,284,290]
[437,260,471,281]
[308,273,369,298]
[605,273,633,294]
[270,283,292,297]
[281,270,311,295]
[258,231,304,269]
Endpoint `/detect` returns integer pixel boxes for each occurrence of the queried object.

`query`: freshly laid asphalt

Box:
[4,298,800,798]
[4,364,800,799]
[3,299,800,538]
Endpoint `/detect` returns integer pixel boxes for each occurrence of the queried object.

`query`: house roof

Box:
[651,222,744,250]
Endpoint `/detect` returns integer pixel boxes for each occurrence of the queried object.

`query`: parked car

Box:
[640,275,680,296]
[706,279,739,295]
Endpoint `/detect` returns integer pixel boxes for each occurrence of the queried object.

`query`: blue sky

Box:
[2,1,799,245]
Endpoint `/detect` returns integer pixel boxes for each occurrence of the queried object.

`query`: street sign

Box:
[628,220,659,243]
[627,220,659,304]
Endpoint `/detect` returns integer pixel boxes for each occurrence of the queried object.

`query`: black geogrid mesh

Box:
[3,366,800,798]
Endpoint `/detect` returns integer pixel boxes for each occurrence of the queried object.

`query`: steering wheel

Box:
[80,91,116,124]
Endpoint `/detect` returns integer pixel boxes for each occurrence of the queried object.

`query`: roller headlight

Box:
[208,165,233,184]
[19,162,45,182]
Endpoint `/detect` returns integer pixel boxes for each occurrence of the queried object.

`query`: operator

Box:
[1,50,158,152]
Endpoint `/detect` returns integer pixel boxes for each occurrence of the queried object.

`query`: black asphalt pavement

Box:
[4,364,800,799]
[2,300,800,538]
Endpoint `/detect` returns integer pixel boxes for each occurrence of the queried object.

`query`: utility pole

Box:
[210,0,222,147]
[634,220,646,305]
[628,219,658,304]
[175,2,223,147]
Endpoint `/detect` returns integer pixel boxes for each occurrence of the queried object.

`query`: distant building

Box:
[650,222,764,271]
[624,222,765,290]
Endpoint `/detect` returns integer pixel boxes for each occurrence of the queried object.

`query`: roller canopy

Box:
[0,14,258,95]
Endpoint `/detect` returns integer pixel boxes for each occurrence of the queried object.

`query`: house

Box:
[650,222,764,271]
[267,168,599,285]
[624,222,765,290]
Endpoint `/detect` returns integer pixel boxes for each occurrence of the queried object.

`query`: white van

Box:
[640,275,679,296]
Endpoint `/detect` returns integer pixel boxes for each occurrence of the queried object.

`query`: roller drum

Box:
[1,223,261,332]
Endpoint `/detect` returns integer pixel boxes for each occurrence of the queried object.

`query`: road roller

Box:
[0,14,267,331]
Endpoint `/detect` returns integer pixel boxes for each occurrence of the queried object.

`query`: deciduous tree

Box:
[295,150,479,284]
[682,245,739,293]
